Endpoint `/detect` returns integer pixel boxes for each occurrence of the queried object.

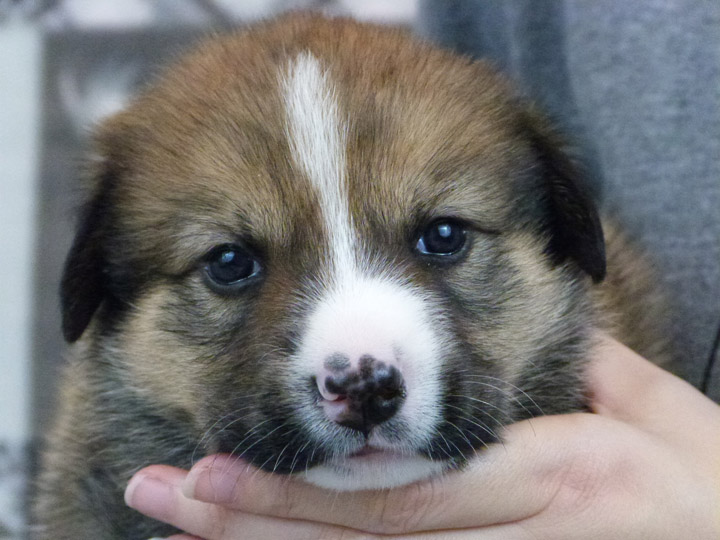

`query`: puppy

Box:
[32,14,667,539]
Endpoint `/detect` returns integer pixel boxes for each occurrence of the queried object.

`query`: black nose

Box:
[323,355,405,435]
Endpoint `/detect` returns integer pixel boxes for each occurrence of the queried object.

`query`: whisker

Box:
[443,403,502,444]
[192,411,236,464]
[288,438,313,476]
[432,428,460,461]
[233,420,293,464]
[191,398,267,464]
[444,430,468,461]
[220,418,276,477]
[462,375,544,419]
[254,427,300,474]
[445,394,513,427]
[463,374,543,409]
[442,419,475,459]
[271,428,303,473]
[239,422,297,488]
[305,442,319,477]
[454,401,511,446]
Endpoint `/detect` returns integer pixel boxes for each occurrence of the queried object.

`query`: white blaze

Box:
[282,53,446,490]
[283,52,355,277]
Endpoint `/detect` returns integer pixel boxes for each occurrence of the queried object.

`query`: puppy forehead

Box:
[108,17,526,261]
[280,48,519,226]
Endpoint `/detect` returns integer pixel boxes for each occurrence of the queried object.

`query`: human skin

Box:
[124,334,720,539]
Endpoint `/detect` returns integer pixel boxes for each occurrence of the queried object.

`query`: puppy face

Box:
[62,16,604,490]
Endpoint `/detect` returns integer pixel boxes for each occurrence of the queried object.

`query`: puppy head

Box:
[61,15,604,490]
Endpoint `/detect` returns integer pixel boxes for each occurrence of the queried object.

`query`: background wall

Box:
[0,22,42,539]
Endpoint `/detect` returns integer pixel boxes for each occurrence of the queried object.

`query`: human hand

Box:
[124,334,720,539]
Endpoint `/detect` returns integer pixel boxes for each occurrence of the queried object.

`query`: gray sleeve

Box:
[418,0,720,400]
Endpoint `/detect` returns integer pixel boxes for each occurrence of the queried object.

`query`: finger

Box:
[181,418,604,536]
[124,465,188,521]
[588,333,720,450]
[409,523,535,540]
[125,466,364,540]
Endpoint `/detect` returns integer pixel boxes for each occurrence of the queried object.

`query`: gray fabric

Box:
[419,0,720,401]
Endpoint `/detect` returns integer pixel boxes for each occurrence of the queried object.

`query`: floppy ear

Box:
[521,111,606,283]
[60,166,115,343]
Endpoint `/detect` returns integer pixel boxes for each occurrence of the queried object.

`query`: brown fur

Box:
[32,14,668,539]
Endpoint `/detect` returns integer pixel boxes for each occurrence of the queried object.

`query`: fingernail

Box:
[124,473,175,521]
[183,457,243,503]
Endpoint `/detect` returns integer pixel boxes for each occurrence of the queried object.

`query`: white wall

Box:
[0,22,42,536]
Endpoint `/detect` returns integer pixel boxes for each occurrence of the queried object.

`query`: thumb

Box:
[587,333,720,452]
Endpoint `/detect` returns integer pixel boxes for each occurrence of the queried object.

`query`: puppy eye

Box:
[204,244,261,288]
[415,220,467,256]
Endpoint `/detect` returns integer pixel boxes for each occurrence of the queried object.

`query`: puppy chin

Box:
[302,453,447,491]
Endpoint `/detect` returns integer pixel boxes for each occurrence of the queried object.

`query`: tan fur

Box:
[119,287,206,415]
[593,221,670,364]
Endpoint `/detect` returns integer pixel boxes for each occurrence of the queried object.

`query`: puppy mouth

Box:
[328,444,427,471]
[304,441,451,490]
[345,444,408,462]
[349,445,385,457]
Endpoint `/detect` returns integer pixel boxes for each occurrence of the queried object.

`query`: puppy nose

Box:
[317,354,405,435]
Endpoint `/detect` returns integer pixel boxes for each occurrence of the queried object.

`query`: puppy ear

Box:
[60,165,115,343]
[521,111,606,283]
